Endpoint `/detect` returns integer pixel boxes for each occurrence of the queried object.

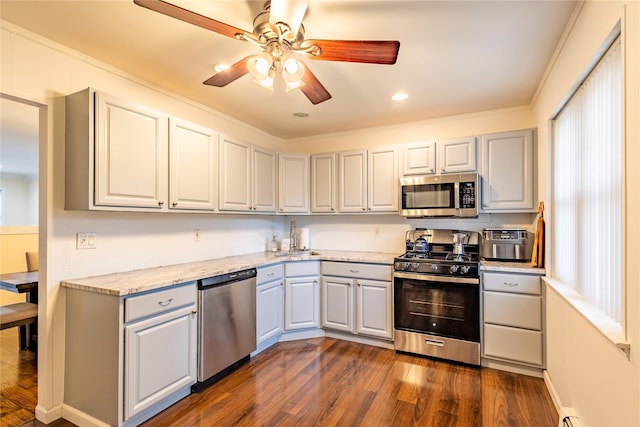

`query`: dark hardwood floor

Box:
[1,333,558,427]
[1,328,38,427]
[142,337,558,427]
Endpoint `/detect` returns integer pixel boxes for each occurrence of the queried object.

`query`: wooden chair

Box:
[0,302,38,350]
[26,251,39,272]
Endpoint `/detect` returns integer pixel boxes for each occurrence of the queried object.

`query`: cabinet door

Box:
[321,277,354,332]
[124,305,197,420]
[438,136,477,173]
[402,141,436,175]
[95,92,168,208]
[311,153,336,213]
[169,118,217,211]
[480,129,535,211]
[356,279,393,339]
[311,153,337,213]
[253,146,277,212]
[279,153,310,213]
[219,135,251,211]
[284,276,320,330]
[256,279,284,343]
[339,150,367,212]
[368,146,399,212]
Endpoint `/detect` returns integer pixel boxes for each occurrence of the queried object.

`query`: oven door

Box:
[393,272,480,342]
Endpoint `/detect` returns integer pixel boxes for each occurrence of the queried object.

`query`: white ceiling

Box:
[0,0,577,142]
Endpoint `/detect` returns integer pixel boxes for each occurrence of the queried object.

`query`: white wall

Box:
[0,174,38,225]
[532,1,640,425]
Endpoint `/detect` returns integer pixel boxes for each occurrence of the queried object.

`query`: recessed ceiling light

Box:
[392,92,409,101]
[293,112,309,118]
[214,64,229,73]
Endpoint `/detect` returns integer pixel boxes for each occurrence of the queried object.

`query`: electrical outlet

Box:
[193,229,200,241]
[76,232,97,249]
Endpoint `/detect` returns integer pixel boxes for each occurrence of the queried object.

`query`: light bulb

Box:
[255,57,270,74]
[281,54,305,84]
[248,52,274,80]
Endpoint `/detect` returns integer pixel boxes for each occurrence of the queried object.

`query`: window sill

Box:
[543,277,630,359]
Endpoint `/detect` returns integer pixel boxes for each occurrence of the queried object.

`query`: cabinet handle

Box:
[441,167,446,172]
[191,309,197,315]
[503,282,519,287]
[483,203,489,208]
[429,168,434,173]
[362,207,366,211]
[172,202,178,207]
[158,200,165,206]
[331,208,335,212]
[158,298,173,307]
[349,269,360,273]
[267,272,275,277]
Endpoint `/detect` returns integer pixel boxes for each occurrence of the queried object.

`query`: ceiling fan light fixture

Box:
[248,52,274,80]
[281,54,305,83]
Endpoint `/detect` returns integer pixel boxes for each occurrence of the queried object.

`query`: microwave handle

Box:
[454,181,460,209]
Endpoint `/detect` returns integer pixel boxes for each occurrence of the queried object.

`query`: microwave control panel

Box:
[459,181,476,208]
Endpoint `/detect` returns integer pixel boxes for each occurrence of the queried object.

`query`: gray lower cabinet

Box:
[321,261,393,340]
[482,272,544,368]
[284,261,320,330]
[256,264,284,344]
[64,282,197,427]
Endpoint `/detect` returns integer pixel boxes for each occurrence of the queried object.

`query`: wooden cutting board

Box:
[531,202,544,268]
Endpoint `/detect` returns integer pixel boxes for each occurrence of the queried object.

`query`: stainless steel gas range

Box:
[393,228,481,365]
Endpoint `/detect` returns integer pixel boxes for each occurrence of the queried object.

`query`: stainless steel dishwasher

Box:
[193,268,256,391]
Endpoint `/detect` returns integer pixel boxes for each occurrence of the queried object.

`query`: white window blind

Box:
[552,36,622,326]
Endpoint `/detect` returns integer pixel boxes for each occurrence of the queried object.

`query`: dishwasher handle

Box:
[198,268,257,289]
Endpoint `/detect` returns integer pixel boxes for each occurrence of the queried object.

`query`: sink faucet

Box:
[289,220,297,252]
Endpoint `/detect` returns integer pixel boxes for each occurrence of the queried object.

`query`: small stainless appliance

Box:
[193,268,256,391]
[400,173,478,218]
[394,229,481,365]
[481,228,533,261]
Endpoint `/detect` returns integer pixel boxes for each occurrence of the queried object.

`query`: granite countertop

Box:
[60,250,397,297]
[480,260,546,275]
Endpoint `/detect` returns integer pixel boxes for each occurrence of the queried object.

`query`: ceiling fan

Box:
[133,0,400,104]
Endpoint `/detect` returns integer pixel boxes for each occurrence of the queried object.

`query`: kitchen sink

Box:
[273,250,320,257]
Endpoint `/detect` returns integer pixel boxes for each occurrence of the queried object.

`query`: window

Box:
[551,36,623,328]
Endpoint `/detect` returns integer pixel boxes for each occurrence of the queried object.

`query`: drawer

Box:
[483,272,541,295]
[125,282,196,323]
[322,261,392,281]
[257,263,284,284]
[484,323,543,366]
[285,261,320,277]
[484,291,541,330]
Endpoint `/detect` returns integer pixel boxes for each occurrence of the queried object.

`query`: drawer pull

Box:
[191,309,197,315]
[158,298,173,307]
[425,339,445,347]
[504,282,519,287]
[267,272,275,277]
[349,269,360,273]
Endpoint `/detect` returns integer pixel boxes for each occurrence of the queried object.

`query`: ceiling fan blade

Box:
[300,64,332,105]
[203,56,251,87]
[269,0,308,40]
[133,0,249,39]
[302,40,400,64]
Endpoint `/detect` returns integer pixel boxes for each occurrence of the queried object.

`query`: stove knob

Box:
[430,264,439,272]
[461,265,471,274]
[412,262,421,271]
[449,265,460,274]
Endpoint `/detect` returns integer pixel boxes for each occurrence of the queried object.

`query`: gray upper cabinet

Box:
[480,129,536,212]
[278,153,310,213]
[218,135,277,213]
[438,136,477,173]
[65,88,217,212]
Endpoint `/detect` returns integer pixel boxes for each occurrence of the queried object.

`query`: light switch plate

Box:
[77,232,96,249]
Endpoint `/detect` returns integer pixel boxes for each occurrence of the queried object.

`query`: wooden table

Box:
[0,271,38,303]
[0,271,38,350]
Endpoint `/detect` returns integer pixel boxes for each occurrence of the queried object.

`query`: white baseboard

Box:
[543,369,562,412]
[35,403,63,425]
[324,330,394,349]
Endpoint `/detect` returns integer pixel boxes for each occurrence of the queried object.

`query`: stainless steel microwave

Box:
[400,173,479,217]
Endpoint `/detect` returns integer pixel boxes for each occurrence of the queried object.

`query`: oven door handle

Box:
[393,271,479,285]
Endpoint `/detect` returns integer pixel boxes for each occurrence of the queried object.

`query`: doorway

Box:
[0,94,42,426]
